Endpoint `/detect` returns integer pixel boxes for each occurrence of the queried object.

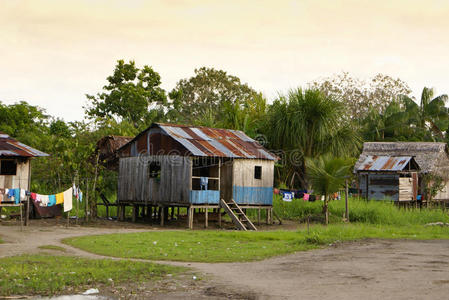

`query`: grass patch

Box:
[272,196,449,225]
[38,245,67,252]
[63,224,449,263]
[0,254,185,296]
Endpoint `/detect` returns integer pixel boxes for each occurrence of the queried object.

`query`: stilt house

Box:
[0,132,48,190]
[116,123,278,229]
[354,142,449,202]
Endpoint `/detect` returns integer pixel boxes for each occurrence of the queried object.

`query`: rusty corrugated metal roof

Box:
[156,123,277,160]
[356,155,413,171]
[0,132,49,158]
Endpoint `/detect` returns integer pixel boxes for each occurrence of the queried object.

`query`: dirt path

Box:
[1,223,449,299]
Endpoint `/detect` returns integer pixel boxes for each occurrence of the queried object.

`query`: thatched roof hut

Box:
[355,142,449,201]
[355,142,449,178]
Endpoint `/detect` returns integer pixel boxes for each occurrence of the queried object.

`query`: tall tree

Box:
[168,67,257,125]
[311,72,411,121]
[306,154,353,225]
[85,60,167,128]
[264,88,360,188]
[401,87,449,140]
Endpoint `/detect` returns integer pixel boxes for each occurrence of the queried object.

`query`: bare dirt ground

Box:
[1,220,449,299]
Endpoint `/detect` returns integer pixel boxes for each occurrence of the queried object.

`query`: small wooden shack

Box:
[116,123,278,229]
[0,132,48,190]
[354,142,449,202]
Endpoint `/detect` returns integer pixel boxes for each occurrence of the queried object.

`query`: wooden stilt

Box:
[160,206,165,226]
[188,206,194,229]
[266,207,269,224]
[132,205,137,223]
[205,207,208,228]
[257,207,261,226]
[218,207,222,228]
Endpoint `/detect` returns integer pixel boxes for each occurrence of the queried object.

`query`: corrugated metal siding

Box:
[0,133,48,157]
[357,156,412,171]
[359,173,399,201]
[360,156,411,171]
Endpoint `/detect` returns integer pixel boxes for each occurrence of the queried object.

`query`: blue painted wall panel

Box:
[189,190,220,204]
[232,186,273,205]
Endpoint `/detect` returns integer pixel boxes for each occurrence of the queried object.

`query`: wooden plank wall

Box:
[399,177,413,201]
[118,155,191,205]
[0,160,30,190]
[233,159,274,188]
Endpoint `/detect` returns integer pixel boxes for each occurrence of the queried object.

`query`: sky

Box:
[1,0,448,122]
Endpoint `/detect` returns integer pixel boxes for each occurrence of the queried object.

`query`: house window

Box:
[149,162,161,179]
[0,160,17,175]
[254,166,262,179]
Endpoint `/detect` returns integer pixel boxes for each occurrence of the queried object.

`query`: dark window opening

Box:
[0,160,17,175]
[254,166,262,179]
[149,162,161,179]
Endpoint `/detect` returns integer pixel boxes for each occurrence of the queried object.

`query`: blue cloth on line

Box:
[7,189,14,198]
[14,188,20,204]
[48,195,56,207]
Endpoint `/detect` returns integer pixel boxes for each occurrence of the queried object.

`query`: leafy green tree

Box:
[85,60,167,128]
[264,88,360,188]
[168,67,257,125]
[401,87,449,140]
[305,154,353,225]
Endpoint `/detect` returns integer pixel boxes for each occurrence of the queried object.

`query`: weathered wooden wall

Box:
[0,159,30,190]
[118,155,191,205]
[232,159,274,205]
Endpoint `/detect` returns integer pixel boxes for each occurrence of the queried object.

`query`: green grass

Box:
[63,224,449,263]
[0,254,185,296]
[272,196,449,225]
[38,245,67,252]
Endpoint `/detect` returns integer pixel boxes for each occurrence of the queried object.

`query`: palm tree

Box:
[264,88,360,188]
[401,87,449,140]
[306,154,353,225]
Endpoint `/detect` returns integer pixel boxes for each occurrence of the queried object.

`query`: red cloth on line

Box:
[31,193,37,200]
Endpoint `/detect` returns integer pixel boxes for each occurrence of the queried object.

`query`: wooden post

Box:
[257,207,261,226]
[160,206,165,226]
[20,203,23,231]
[266,208,270,225]
[85,178,89,222]
[345,179,349,222]
[218,207,222,228]
[188,206,194,229]
[205,207,208,228]
[132,205,137,223]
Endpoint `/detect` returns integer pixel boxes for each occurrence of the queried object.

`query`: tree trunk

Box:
[323,194,329,225]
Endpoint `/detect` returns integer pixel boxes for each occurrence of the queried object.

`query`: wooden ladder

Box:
[220,199,257,231]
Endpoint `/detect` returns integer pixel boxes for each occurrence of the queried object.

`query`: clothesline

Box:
[0,185,83,213]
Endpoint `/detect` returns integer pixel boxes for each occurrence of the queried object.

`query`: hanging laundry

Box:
[7,189,14,199]
[63,187,73,212]
[56,193,64,205]
[30,193,37,201]
[48,195,56,206]
[200,177,208,190]
[303,193,310,201]
[282,192,293,202]
[20,189,26,201]
[40,195,49,207]
[13,188,20,204]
